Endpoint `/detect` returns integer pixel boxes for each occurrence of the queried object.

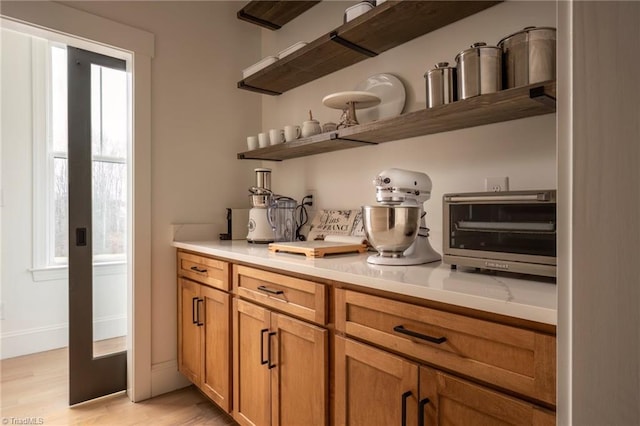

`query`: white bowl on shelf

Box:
[242,55,278,79]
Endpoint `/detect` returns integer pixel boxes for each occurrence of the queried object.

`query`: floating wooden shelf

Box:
[238,0,501,95]
[237,81,556,161]
[237,1,321,30]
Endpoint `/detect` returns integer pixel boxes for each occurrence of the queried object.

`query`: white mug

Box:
[301,120,321,138]
[247,135,258,150]
[284,125,301,142]
[269,128,285,145]
[258,132,270,148]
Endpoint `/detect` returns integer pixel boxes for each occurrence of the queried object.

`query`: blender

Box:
[247,168,275,243]
[362,168,441,265]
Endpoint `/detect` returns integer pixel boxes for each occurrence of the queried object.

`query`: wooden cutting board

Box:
[268,241,367,258]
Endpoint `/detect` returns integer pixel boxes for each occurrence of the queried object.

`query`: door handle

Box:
[196,298,204,326]
[76,228,87,246]
[418,397,430,426]
[393,325,447,344]
[260,329,269,365]
[401,391,412,426]
[268,332,277,369]
[192,297,198,324]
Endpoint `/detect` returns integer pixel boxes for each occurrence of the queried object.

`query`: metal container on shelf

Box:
[498,26,556,89]
[455,42,502,100]
[424,62,457,108]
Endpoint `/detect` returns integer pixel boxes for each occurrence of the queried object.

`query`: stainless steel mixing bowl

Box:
[362,205,420,256]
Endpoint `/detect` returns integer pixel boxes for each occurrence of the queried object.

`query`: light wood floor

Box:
[1,342,237,425]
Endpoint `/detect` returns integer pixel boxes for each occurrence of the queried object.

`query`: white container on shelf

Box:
[277,42,308,59]
[344,2,373,23]
[242,55,278,79]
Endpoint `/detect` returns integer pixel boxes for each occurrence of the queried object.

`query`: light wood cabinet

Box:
[177,251,232,412]
[419,366,556,426]
[335,288,556,406]
[334,288,556,425]
[334,336,418,426]
[233,298,328,426]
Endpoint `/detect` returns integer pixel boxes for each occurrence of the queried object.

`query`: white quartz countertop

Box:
[173,240,557,326]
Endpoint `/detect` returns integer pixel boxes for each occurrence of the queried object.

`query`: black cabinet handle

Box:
[191,297,198,324]
[260,329,269,365]
[418,397,431,426]
[190,266,207,273]
[393,325,447,344]
[268,332,277,369]
[257,285,284,295]
[196,299,204,326]
[401,391,412,426]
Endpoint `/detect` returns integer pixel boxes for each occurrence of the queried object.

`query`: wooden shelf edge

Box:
[236,81,557,161]
[237,1,321,31]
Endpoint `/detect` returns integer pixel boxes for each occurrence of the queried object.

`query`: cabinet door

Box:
[178,278,201,385]
[233,299,271,426]
[335,336,418,426]
[270,312,328,426]
[419,366,556,426]
[201,285,231,412]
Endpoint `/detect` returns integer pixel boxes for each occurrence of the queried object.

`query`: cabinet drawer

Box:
[335,289,556,406]
[233,265,326,325]
[178,251,230,291]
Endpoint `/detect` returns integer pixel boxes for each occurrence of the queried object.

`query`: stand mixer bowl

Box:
[362,205,420,257]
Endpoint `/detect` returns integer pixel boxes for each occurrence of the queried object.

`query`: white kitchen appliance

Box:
[247,168,275,243]
[362,168,441,265]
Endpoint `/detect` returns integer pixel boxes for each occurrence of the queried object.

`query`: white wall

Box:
[559,1,640,424]
[0,28,127,359]
[258,1,557,250]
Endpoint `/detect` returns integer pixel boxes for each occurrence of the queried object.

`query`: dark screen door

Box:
[67,46,127,405]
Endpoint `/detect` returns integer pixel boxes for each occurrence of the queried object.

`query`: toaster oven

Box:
[443,190,557,277]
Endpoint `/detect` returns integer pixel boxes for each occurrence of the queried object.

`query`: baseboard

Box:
[0,322,67,359]
[1,315,127,359]
[150,359,191,397]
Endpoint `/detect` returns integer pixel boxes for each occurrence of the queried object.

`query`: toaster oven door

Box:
[445,193,556,262]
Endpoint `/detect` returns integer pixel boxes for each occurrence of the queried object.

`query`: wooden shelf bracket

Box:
[529,85,556,108]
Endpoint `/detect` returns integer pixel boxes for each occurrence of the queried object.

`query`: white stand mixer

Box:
[364,168,441,266]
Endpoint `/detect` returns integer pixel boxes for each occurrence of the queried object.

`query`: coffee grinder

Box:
[247,168,275,243]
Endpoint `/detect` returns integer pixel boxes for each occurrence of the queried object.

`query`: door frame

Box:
[0,3,154,402]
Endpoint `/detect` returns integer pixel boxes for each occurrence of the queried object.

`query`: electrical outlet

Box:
[485,177,509,192]
[305,189,317,208]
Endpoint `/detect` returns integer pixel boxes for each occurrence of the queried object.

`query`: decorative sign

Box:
[307,209,364,241]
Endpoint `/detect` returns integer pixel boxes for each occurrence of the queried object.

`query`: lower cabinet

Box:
[178,277,231,412]
[335,336,555,426]
[233,298,328,426]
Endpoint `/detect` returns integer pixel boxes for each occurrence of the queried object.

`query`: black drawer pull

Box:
[257,285,284,295]
[393,325,447,344]
[260,329,269,365]
[190,266,207,273]
[418,397,431,426]
[196,298,204,326]
[401,391,412,426]
[268,332,277,369]
[191,297,198,324]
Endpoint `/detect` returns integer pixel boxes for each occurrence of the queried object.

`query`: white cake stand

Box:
[322,91,381,127]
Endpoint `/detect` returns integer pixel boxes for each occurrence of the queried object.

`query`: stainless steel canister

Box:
[498,26,556,89]
[425,62,457,108]
[455,42,502,99]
